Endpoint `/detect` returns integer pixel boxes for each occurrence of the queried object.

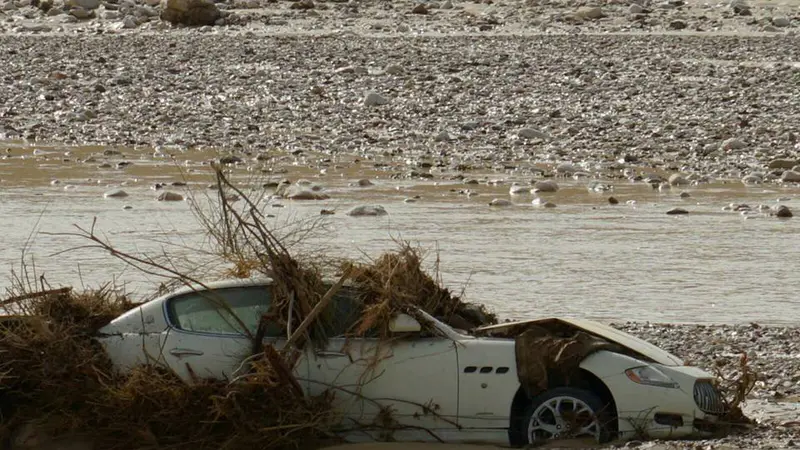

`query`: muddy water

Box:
[2,143,799,325]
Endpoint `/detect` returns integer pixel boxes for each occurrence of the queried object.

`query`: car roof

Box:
[154,276,360,302]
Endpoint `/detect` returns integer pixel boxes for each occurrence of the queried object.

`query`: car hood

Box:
[475,318,684,366]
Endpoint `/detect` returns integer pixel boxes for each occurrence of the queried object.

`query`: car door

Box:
[305,290,460,432]
[309,336,460,432]
[158,283,309,385]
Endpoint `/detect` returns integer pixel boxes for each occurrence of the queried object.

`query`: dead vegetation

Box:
[713,353,758,427]
[0,287,336,450]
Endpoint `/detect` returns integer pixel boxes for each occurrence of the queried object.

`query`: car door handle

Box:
[315,351,347,358]
[169,348,204,357]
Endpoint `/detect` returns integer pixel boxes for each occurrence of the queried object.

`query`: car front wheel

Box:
[521,387,613,446]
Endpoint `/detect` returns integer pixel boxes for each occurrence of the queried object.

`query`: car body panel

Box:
[476,318,684,366]
[307,336,460,431]
[580,351,717,439]
[454,339,519,428]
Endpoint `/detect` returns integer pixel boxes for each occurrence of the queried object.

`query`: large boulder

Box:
[160,0,220,26]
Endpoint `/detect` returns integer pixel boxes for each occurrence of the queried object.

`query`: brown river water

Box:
[2,142,799,325]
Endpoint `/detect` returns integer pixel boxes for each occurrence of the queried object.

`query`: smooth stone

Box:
[742,174,762,185]
[160,0,221,26]
[364,92,389,107]
[69,0,100,8]
[669,173,689,186]
[721,138,746,150]
[666,207,689,215]
[555,163,578,174]
[156,192,184,201]
[608,196,619,205]
[532,180,559,193]
[768,159,798,169]
[576,6,604,19]
[532,198,556,208]
[587,180,611,192]
[774,205,793,218]
[435,131,453,142]
[346,205,388,216]
[385,64,404,75]
[286,189,330,200]
[517,128,549,140]
[355,179,373,187]
[103,189,129,198]
[772,17,790,27]
[780,170,800,182]
[218,155,243,165]
[679,191,691,198]
[509,185,530,195]
[488,198,512,207]
[122,205,133,210]
[668,19,687,30]
[69,6,94,18]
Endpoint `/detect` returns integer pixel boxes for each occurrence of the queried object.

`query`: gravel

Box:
[1,32,799,187]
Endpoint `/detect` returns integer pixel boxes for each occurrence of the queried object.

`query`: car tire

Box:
[518,386,614,446]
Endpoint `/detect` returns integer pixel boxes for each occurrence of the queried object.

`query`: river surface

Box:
[1,142,799,325]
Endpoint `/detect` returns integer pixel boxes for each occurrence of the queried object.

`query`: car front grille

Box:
[693,380,726,415]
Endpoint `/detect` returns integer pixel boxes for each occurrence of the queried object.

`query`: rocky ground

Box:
[1,29,800,195]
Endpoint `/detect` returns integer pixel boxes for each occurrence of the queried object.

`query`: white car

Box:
[96,278,727,446]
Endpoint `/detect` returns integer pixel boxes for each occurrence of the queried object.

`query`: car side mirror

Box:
[388,313,422,333]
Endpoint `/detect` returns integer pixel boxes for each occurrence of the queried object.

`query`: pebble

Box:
[608,196,619,205]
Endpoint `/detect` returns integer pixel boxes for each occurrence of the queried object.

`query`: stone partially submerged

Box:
[346,205,388,217]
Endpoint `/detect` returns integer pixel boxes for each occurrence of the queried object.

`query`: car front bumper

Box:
[602,365,727,440]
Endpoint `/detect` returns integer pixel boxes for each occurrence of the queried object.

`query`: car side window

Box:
[321,286,379,338]
[168,286,282,337]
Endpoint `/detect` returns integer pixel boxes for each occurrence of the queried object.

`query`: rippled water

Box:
[2,143,799,325]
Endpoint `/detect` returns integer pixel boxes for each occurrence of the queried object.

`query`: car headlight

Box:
[625,366,680,389]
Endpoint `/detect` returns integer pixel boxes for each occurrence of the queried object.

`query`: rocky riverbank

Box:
[2,31,800,190]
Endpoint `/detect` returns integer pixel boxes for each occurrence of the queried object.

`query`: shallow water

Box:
[1,143,799,325]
